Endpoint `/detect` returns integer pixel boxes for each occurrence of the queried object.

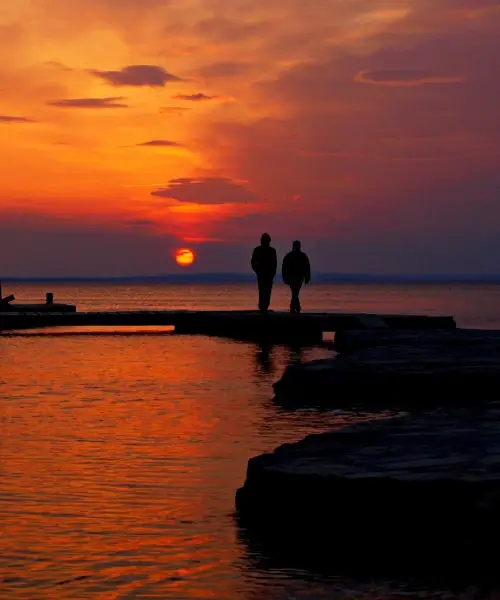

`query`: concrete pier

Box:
[0,310,456,342]
[0,281,76,313]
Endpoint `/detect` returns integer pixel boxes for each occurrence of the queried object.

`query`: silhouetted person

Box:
[251,233,277,312]
[282,240,311,313]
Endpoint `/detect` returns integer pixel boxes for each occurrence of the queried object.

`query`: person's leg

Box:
[290,285,298,313]
[296,281,303,313]
[264,278,273,311]
[257,277,265,311]
[291,282,302,313]
[258,277,272,312]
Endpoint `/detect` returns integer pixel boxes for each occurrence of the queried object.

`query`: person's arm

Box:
[281,255,288,284]
[304,255,311,284]
[272,249,278,277]
[251,248,258,273]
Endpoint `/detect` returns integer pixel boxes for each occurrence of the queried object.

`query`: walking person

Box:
[282,240,311,313]
[251,233,277,313]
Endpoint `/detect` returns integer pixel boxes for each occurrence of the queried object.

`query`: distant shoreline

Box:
[2,274,500,284]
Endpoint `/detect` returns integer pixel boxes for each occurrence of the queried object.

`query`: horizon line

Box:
[2,273,500,283]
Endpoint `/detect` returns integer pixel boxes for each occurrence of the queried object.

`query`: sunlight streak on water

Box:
[1,334,381,599]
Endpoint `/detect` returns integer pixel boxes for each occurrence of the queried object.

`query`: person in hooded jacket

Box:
[282,240,311,313]
[251,233,277,312]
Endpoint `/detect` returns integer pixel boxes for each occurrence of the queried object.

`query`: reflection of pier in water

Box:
[0,308,456,343]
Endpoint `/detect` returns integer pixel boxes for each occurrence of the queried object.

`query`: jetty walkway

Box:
[0,308,456,343]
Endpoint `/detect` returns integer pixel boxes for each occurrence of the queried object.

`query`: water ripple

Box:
[1,330,493,598]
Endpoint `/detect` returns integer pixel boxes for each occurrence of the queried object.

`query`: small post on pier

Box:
[46,292,54,305]
[0,280,12,307]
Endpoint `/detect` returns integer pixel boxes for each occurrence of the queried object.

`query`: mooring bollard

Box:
[46,292,54,304]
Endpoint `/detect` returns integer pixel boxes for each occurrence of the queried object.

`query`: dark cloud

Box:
[47,97,128,108]
[355,69,463,86]
[136,140,182,147]
[0,115,34,123]
[173,93,218,101]
[151,177,258,204]
[90,64,181,87]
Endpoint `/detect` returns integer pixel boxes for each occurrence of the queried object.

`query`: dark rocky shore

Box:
[236,405,500,574]
[273,328,500,407]
[237,328,500,575]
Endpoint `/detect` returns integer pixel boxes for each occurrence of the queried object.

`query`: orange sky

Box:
[1,0,500,276]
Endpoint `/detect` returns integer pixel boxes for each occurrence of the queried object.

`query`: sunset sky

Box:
[1,0,499,277]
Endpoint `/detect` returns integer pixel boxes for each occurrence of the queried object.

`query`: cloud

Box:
[136,140,182,147]
[195,61,251,79]
[160,106,191,115]
[354,69,464,86]
[0,115,34,123]
[90,64,181,87]
[173,93,218,102]
[47,97,128,108]
[151,177,259,205]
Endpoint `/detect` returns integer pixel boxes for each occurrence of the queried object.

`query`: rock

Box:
[333,328,500,355]
[235,406,500,574]
[273,338,500,408]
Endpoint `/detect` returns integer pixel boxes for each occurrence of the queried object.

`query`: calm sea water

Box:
[5,280,500,328]
[2,282,499,599]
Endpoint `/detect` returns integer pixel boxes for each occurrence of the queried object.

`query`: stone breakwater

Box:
[273,328,500,407]
[236,405,500,574]
[332,328,500,354]
[237,329,500,575]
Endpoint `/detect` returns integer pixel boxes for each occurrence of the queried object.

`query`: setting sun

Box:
[175,248,195,267]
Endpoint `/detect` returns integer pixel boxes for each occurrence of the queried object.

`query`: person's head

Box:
[292,240,301,251]
[260,233,271,246]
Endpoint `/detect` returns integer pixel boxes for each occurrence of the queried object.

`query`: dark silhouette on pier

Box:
[282,241,311,313]
[251,233,277,313]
